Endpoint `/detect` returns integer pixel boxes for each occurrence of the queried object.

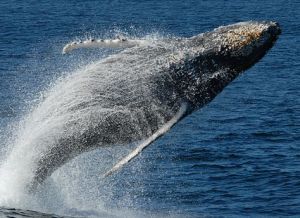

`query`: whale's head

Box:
[208,21,280,69]
[179,21,281,108]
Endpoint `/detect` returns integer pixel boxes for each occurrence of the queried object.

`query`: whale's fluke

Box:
[102,102,189,178]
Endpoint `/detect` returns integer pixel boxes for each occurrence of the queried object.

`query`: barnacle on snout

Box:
[222,24,265,56]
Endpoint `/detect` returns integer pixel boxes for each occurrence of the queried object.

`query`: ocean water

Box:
[0,0,299,217]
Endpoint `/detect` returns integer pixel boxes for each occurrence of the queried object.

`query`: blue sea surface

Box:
[0,0,299,217]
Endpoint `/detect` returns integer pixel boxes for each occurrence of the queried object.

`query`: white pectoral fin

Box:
[62,38,146,54]
[102,102,189,178]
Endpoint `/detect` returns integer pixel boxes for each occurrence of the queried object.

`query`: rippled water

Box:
[0,0,299,217]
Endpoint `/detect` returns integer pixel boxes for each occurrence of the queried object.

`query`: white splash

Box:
[0,32,182,217]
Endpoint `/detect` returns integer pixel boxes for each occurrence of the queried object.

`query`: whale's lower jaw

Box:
[19,21,280,191]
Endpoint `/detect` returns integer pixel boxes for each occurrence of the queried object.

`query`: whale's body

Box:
[0,21,280,191]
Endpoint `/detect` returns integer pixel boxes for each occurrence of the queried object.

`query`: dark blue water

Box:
[0,0,299,217]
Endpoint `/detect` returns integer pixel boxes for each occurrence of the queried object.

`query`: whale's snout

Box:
[259,21,281,48]
[217,21,281,57]
[265,21,281,37]
[202,21,281,72]
[190,21,281,62]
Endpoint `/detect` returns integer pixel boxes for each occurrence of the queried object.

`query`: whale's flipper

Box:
[62,38,146,54]
[102,102,189,178]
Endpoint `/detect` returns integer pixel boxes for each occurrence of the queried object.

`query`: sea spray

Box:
[0,34,176,215]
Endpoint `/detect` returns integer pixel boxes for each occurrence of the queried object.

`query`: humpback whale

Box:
[1,21,281,191]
